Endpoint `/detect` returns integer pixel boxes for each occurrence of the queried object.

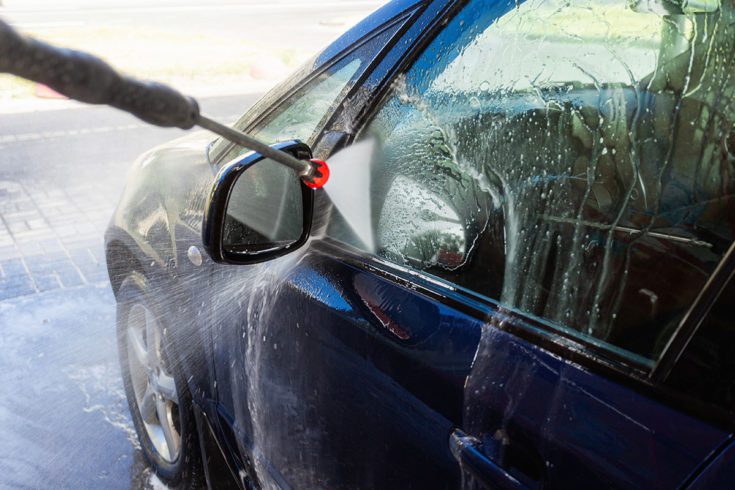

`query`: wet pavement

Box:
[0,93,256,488]
[0,285,145,487]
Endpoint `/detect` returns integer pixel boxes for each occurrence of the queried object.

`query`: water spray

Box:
[0,18,330,189]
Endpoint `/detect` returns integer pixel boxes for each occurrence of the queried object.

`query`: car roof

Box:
[316,0,430,67]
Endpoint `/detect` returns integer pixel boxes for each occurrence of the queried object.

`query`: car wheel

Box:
[116,271,203,488]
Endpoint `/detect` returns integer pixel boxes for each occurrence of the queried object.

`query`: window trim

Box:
[323,0,465,151]
[652,240,735,383]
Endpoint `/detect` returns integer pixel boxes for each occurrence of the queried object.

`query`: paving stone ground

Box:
[0,179,113,301]
[0,93,258,308]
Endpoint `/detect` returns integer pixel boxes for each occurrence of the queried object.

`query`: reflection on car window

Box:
[431,0,665,93]
[329,0,735,364]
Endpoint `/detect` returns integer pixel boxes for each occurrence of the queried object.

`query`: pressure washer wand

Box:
[195,115,310,175]
[0,18,328,187]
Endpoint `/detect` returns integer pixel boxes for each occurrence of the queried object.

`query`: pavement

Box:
[0,93,258,489]
[0,285,150,488]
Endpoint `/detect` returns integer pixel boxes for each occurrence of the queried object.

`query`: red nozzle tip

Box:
[304,159,330,189]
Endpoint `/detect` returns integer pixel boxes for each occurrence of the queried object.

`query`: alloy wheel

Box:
[126,303,181,463]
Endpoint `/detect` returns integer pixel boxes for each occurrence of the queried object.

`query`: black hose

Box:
[0,18,199,129]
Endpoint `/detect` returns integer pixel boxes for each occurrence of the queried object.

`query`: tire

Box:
[116,271,203,489]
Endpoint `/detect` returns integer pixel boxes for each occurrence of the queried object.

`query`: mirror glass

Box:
[223,157,304,255]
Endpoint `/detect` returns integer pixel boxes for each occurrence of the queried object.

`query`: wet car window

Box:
[219,59,362,163]
[330,0,735,364]
[217,24,401,164]
[250,59,362,144]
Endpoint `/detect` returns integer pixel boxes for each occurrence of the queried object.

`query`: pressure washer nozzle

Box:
[304,159,330,189]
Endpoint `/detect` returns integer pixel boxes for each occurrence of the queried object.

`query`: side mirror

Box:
[202,140,314,264]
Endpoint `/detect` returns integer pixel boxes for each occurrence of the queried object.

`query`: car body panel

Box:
[686,438,735,489]
[208,241,481,488]
[465,321,729,488]
[105,0,735,488]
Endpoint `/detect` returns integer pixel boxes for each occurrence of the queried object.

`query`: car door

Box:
[204,4,433,487]
[209,0,735,489]
[685,439,735,490]
[323,0,735,488]
[391,0,735,488]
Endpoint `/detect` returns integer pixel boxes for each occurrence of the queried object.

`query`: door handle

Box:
[450,429,528,490]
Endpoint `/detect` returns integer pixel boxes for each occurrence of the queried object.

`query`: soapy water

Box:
[207,246,335,488]
[323,0,735,362]
[320,138,377,251]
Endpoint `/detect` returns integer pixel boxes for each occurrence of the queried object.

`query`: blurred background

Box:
[0,1,383,487]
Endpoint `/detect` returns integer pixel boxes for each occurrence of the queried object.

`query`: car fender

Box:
[105,131,219,404]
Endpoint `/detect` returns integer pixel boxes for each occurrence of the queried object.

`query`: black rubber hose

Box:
[0,18,199,129]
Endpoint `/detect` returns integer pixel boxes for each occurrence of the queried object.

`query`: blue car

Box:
[105,0,735,487]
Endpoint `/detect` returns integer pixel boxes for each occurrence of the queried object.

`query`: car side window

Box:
[216,25,399,164]
[249,59,361,145]
[329,0,735,365]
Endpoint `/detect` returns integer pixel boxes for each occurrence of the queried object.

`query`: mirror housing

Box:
[202,140,314,264]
